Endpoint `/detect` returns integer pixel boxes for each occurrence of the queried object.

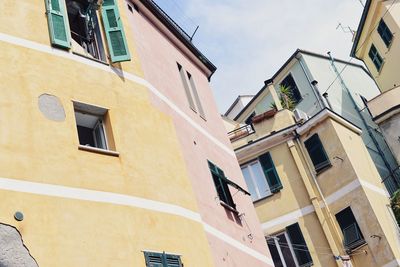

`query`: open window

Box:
[74,101,116,153]
[66,0,106,61]
[45,0,131,63]
[335,207,366,251]
[267,223,313,267]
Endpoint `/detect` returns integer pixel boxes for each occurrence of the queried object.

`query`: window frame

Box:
[377,19,393,48]
[73,101,118,156]
[368,44,384,72]
[304,133,331,173]
[208,161,236,210]
[279,73,303,104]
[335,207,366,251]
[267,231,301,267]
[241,160,272,201]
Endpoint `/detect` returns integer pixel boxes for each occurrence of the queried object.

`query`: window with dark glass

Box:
[245,111,256,125]
[304,134,330,172]
[368,44,384,72]
[335,207,365,250]
[280,74,302,104]
[143,251,183,267]
[267,223,313,267]
[377,19,393,47]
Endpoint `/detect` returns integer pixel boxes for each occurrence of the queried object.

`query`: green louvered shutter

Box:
[144,252,164,267]
[165,254,183,267]
[259,152,283,193]
[101,0,131,62]
[45,0,71,48]
[286,223,313,267]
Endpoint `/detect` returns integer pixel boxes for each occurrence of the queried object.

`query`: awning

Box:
[221,176,250,196]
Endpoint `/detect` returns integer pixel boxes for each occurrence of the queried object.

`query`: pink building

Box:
[127,0,272,266]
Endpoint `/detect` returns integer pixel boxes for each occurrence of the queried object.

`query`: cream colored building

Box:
[0,0,273,266]
[226,85,400,266]
[351,0,400,166]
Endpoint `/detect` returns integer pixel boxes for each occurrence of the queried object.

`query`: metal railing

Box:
[343,223,366,250]
[228,124,255,141]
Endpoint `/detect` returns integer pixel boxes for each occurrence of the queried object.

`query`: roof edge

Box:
[350,0,372,58]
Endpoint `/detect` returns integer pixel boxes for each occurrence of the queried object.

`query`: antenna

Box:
[190,25,199,42]
[336,23,355,38]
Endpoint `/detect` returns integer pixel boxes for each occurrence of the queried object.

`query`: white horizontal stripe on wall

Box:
[0,32,235,158]
[261,205,315,231]
[0,177,272,264]
[382,259,400,267]
[262,179,389,231]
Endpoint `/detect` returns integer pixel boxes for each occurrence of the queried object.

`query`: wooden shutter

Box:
[208,161,235,208]
[259,152,282,193]
[101,0,131,62]
[144,252,182,267]
[144,252,164,267]
[304,134,330,172]
[45,0,71,48]
[165,254,183,267]
[286,223,313,267]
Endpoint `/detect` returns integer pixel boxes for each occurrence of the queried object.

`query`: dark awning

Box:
[221,176,250,196]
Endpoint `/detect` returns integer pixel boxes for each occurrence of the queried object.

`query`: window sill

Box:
[220,201,239,214]
[72,51,109,66]
[316,163,332,175]
[78,145,119,157]
[253,192,275,204]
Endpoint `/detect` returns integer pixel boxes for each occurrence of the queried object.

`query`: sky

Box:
[153,0,366,114]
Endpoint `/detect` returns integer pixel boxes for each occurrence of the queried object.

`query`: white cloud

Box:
[154,0,365,113]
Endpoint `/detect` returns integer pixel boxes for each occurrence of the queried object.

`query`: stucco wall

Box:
[126,1,272,266]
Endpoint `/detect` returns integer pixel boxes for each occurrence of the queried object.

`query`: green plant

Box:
[390,189,400,226]
[270,85,296,111]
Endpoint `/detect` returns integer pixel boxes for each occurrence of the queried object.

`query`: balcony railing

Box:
[228,124,255,142]
[343,223,366,250]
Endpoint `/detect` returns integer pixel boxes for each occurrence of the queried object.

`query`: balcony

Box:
[368,85,400,123]
[343,223,366,251]
[228,124,255,142]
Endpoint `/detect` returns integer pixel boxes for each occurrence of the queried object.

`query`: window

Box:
[245,111,256,125]
[335,207,365,250]
[208,161,235,209]
[177,63,206,119]
[267,223,313,267]
[143,251,182,267]
[377,19,393,47]
[368,44,384,72]
[280,74,302,104]
[241,152,282,201]
[66,0,106,61]
[187,72,206,119]
[304,134,330,173]
[45,0,130,63]
[74,102,114,151]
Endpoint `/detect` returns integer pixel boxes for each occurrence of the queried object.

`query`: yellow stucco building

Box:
[351,0,400,167]
[226,82,400,266]
[0,0,273,266]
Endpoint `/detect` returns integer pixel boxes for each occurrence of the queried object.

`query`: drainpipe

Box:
[287,139,344,267]
[323,92,333,110]
[295,54,325,110]
[265,79,283,111]
[311,80,327,109]
[327,51,399,191]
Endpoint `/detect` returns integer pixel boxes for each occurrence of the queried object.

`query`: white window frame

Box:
[93,119,108,150]
[269,231,300,267]
[241,160,272,201]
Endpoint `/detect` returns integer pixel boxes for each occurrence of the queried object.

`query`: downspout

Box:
[295,54,325,110]
[287,139,344,267]
[327,51,399,192]
[323,92,333,110]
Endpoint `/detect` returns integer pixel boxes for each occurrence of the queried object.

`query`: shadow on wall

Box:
[0,223,38,267]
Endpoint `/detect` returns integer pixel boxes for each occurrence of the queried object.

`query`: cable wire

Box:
[322,0,398,95]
